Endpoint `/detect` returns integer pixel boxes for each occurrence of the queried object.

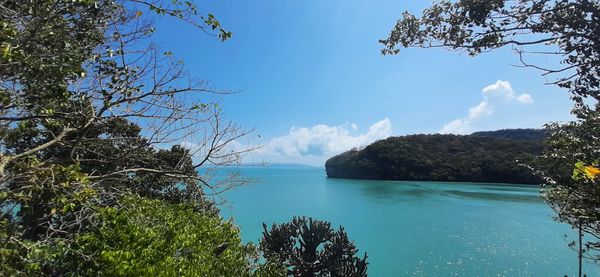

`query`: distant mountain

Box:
[325,129,545,184]
[236,163,316,168]
[264,163,317,168]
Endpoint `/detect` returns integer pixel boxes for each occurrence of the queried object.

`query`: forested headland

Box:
[325,129,546,184]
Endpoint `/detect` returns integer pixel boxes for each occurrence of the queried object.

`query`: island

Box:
[325,129,546,184]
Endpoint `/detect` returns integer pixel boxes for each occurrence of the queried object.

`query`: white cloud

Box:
[440,119,469,134]
[516,94,534,104]
[482,80,513,97]
[245,118,392,166]
[468,101,493,119]
[482,80,534,104]
[440,80,534,134]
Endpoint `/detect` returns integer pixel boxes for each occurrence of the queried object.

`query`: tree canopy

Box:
[260,217,368,277]
[3,196,282,276]
[0,0,256,274]
[535,110,600,262]
[326,130,545,184]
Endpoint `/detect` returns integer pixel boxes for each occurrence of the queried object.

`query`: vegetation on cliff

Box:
[325,129,545,184]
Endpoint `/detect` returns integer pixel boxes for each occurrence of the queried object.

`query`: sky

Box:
[153,0,574,166]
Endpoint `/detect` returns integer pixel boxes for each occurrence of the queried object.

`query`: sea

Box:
[217,166,599,276]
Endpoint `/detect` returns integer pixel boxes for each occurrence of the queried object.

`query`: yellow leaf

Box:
[573,162,600,181]
[584,165,600,180]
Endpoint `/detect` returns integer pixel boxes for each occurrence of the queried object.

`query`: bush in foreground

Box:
[261,217,368,277]
[20,196,283,276]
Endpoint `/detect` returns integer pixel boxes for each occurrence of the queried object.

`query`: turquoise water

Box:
[218,167,599,276]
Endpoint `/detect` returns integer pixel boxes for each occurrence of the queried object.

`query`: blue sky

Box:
[154,0,573,165]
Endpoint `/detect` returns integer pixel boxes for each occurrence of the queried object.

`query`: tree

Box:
[0,0,255,273]
[535,109,600,275]
[16,196,280,276]
[380,0,600,273]
[325,131,544,184]
[260,217,368,277]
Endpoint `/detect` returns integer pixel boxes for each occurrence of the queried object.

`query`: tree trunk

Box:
[579,222,583,277]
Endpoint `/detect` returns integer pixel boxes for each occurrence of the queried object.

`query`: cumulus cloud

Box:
[247,118,392,165]
[440,80,533,134]
[516,94,534,104]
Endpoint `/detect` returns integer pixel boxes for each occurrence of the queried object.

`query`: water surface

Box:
[218,167,598,276]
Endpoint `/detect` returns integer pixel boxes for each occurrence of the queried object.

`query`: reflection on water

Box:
[443,189,542,203]
[362,184,437,201]
[361,183,397,200]
[483,186,540,192]
[405,183,421,188]
[358,180,543,204]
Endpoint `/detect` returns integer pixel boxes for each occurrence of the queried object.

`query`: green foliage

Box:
[0,0,253,275]
[326,129,544,184]
[3,196,283,276]
[261,217,368,277]
[144,0,232,41]
[46,197,267,276]
[471,128,547,141]
[0,0,229,240]
[536,110,600,261]
[0,217,26,275]
[0,0,107,120]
